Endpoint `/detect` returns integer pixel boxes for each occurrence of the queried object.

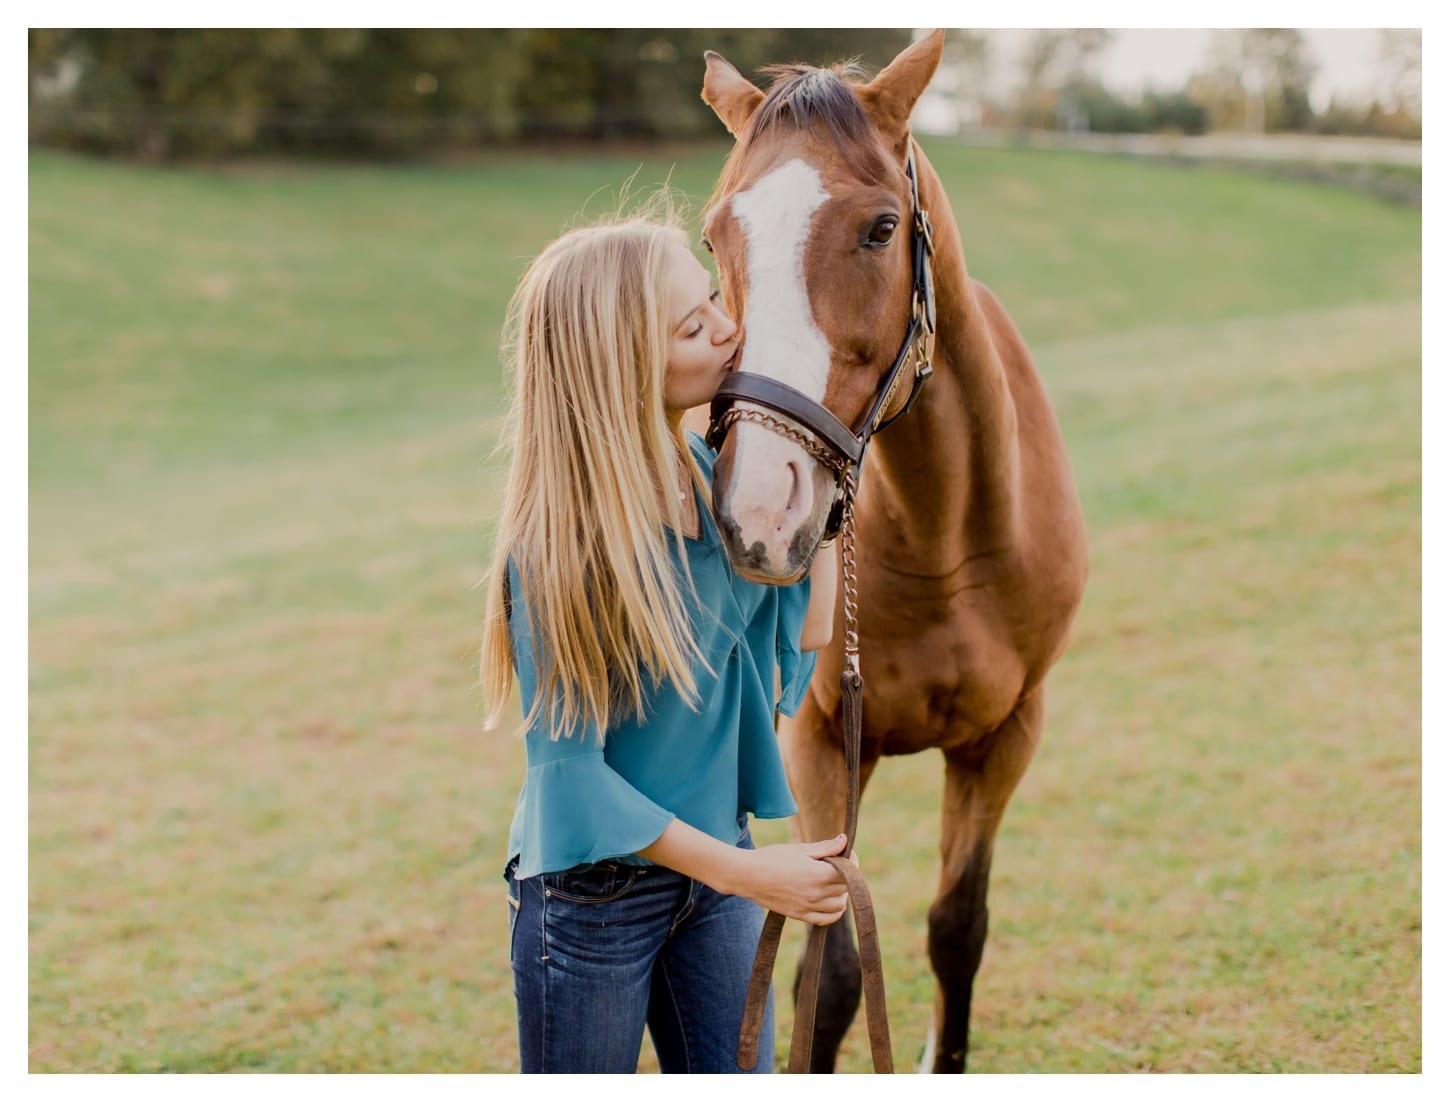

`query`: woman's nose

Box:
[715,312,738,343]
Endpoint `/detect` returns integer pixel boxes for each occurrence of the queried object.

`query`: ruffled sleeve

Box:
[773,573,818,716]
[506,560,676,879]
[511,734,676,880]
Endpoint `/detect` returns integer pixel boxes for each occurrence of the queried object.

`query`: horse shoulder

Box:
[968,277,1090,614]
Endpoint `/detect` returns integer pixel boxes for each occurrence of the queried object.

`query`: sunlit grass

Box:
[29,143,1419,1072]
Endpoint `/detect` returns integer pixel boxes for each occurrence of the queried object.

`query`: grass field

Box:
[28,139,1421,1073]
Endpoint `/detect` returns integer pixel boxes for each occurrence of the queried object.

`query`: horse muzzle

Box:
[710,422,834,583]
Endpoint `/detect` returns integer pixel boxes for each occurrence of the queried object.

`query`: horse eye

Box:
[701,236,715,254]
[865,218,897,247]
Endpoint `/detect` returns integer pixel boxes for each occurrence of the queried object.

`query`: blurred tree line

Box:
[27,28,912,159]
[28,28,1421,160]
[937,28,1420,141]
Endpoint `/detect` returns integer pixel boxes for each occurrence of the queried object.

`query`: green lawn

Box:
[28,141,1420,1072]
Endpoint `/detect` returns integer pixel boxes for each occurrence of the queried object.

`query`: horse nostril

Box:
[783,461,805,522]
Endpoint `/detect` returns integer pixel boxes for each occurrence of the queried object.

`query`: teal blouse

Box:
[504,433,816,880]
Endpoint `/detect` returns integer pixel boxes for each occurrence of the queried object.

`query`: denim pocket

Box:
[506,866,524,963]
[544,862,639,904]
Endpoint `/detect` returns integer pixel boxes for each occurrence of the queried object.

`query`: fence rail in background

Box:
[949,127,1422,166]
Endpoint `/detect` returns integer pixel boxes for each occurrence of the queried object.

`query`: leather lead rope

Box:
[725,141,937,1075]
[737,477,893,1073]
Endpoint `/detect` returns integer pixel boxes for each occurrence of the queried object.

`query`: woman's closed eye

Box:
[686,291,722,338]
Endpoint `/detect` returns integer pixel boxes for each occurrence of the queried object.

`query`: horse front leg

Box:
[778,693,879,1073]
[925,688,1043,1073]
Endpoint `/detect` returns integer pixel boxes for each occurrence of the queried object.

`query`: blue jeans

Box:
[506,821,774,1073]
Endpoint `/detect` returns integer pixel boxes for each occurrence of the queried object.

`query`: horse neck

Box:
[864,148,1021,567]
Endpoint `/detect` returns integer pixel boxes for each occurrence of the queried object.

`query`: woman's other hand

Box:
[738,834,852,925]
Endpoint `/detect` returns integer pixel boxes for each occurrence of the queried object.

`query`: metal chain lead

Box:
[713,404,862,671]
[839,470,860,673]
[713,407,844,473]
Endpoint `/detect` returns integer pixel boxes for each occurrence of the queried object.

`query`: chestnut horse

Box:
[699,31,1088,1072]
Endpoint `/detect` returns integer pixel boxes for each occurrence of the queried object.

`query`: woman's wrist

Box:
[710,843,755,898]
[638,818,755,898]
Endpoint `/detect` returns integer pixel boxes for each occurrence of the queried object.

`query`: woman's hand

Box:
[638,819,856,926]
[736,834,852,925]
[800,545,839,651]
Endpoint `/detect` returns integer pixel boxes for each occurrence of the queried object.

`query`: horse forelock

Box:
[753,62,872,148]
[709,62,895,211]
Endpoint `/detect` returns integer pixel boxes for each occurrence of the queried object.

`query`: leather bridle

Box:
[709,139,938,1074]
[706,140,937,543]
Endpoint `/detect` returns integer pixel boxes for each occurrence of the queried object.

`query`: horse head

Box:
[700,30,944,585]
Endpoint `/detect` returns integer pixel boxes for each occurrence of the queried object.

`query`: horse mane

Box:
[708,61,896,210]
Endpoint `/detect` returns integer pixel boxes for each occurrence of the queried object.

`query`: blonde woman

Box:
[481,208,844,1074]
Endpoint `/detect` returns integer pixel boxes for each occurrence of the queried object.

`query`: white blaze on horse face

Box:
[722,158,831,568]
[731,158,831,400]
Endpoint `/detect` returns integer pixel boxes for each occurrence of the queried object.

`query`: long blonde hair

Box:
[481,206,707,739]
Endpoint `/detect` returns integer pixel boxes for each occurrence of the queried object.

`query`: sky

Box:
[967,29,1397,110]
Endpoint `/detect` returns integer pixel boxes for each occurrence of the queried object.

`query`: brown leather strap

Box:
[736,909,787,1071]
[825,856,893,1073]
[740,858,891,1074]
[736,660,893,1073]
[787,923,829,1072]
[709,373,865,464]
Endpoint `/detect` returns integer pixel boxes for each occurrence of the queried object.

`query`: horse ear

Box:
[702,50,765,138]
[861,29,945,157]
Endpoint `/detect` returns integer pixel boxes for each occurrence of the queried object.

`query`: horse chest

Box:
[855,611,1026,754]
